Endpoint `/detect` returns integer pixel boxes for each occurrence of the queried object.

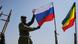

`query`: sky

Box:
[0,0,78,44]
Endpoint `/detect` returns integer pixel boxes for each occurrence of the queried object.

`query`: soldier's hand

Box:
[32,9,36,15]
[36,26,41,29]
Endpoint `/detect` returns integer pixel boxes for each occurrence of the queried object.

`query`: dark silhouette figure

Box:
[18,9,40,44]
[0,32,5,44]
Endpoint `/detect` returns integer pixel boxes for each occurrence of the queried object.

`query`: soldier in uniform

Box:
[18,9,40,44]
[0,32,5,44]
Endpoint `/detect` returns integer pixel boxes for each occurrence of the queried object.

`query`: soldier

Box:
[0,32,5,44]
[18,9,40,44]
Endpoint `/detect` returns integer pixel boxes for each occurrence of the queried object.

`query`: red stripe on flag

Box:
[62,18,75,32]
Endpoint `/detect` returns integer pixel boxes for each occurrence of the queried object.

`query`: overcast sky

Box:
[0,0,78,44]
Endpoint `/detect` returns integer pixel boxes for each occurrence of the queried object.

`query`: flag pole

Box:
[74,2,77,44]
[74,12,77,44]
[52,2,58,44]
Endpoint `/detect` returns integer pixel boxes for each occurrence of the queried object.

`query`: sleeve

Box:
[19,23,39,32]
[24,25,39,32]
[27,15,35,26]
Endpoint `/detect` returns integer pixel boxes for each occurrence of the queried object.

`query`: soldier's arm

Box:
[27,9,36,26]
[24,25,40,32]
[31,26,41,31]
[27,15,35,26]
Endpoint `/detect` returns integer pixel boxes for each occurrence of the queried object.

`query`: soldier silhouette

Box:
[0,32,5,44]
[18,9,40,44]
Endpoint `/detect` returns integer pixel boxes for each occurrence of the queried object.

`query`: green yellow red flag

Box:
[62,2,76,32]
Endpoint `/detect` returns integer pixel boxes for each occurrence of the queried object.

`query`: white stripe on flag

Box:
[35,2,53,14]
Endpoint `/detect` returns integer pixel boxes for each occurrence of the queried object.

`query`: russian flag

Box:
[35,3,55,26]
